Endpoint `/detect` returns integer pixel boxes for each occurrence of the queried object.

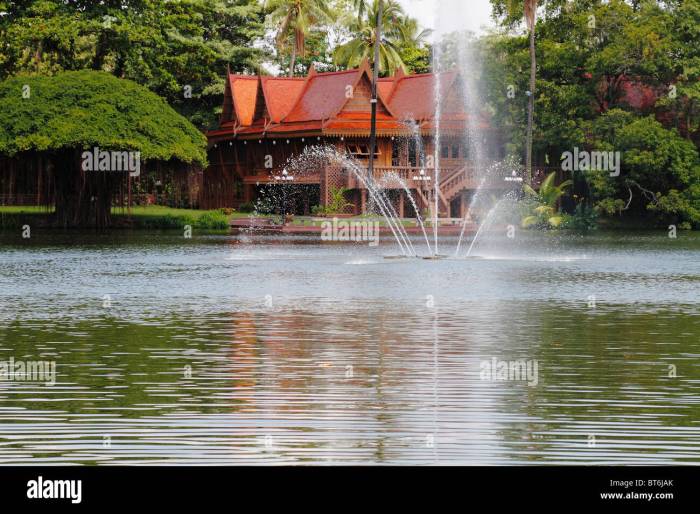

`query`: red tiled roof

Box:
[283,69,362,122]
[229,75,259,126]
[209,63,489,141]
[377,77,396,100]
[260,77,306,123]
[387,71,458,120]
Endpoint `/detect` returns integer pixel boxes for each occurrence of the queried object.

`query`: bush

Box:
[565,204,599,231]
[194,211,229,230]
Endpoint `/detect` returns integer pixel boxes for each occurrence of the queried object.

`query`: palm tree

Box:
[397,16,432,48]
[521,172,572,228]
[267,0,332,77]
[333,0,413,75]
[353,0,370,20]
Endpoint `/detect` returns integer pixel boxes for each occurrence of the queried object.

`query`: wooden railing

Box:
[242,165,524,202]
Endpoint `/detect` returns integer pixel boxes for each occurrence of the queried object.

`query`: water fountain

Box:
[248,22,524,259]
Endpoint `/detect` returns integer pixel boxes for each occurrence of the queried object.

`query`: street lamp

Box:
[412,169,432,183]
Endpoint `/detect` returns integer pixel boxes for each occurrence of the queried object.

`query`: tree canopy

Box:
[0,0,267,129]
[483,0,700,228]
[0,71,207,166]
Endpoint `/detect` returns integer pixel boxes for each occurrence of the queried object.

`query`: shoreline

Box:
[0,206,694,233]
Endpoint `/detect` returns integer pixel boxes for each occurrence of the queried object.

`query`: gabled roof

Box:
[377,78,396,100]
[260,76,306,123]
[282,61,394,123]
[223,74,260,127]
[209,63,489,141]
[283,68,359,122]
[387,71,459,120]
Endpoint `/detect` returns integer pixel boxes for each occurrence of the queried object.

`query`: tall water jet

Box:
[381,172,433,254]
[455,174,489,255]
[465,197,504,258]
[431,44,443,257]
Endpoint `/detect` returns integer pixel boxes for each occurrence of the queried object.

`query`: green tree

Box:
[655,0,700,141]
[395,16,432,74]
[0,0,267,129]
[588,109,700,227]
[333,0,418,75]
[0,71,207,227]
[266,0,333,77]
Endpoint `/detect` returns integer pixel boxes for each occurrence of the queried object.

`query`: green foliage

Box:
[521,171,572,229]
[564,203,599,232]
[398,43,431,75]
[485,0,700,229]
[266,0,333,76]
[587,110,700,227]
[333,0,430,75]
[194,210,230,229]
[312,186,353,215]
[0,0,267,129]
[115,207,230,230]
[0,71,207,165]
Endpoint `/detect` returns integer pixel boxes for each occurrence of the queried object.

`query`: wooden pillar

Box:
[399,191,405,218]
[361,189,367,214]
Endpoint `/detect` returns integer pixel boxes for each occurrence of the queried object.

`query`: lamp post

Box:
[367,0,383,194]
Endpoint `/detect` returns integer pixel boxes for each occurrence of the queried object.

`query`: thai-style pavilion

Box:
[204,59,503,217]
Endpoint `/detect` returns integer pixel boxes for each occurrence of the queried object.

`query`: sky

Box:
[397,0,497,39]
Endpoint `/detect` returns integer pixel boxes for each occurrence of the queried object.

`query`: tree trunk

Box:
[289,45,297,77]
[525,27,536,186]
[53,149,115,228]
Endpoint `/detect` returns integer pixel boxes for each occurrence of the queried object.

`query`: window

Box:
[452,144,460,159]
[441,145,449,159]
[347,144,379,159]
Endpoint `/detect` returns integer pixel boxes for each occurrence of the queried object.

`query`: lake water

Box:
[0,229,699,464]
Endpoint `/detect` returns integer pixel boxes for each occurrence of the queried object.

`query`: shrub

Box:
[194,211,229,229]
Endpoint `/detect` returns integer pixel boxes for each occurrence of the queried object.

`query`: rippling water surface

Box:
[0,230,699,464]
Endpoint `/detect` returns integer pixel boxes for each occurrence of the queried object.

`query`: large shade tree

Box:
[0,71,207,227]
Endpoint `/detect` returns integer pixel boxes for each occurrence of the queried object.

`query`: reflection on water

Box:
[0,231,699,464]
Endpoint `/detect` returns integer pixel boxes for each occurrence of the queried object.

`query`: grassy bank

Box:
[0,205,234,230]
[0,206,53,229]
[112,206,232,230]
